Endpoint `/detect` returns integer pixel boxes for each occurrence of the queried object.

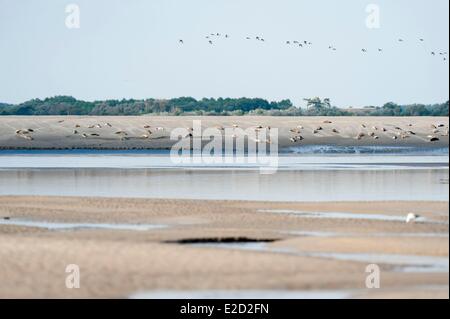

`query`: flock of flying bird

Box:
[13,119,448,144]
[178,34,449,61]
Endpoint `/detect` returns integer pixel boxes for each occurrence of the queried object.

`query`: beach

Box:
[1,0,448,306]
[0,116,448,150]
[0,196,448,299]
[0,116,448,299]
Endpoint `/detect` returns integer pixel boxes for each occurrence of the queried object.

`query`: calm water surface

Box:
[0,149,448,201]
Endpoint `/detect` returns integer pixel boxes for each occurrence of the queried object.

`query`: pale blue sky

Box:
[0,0,448,107]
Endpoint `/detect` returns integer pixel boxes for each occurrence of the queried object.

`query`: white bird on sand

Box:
[406,213,420,223]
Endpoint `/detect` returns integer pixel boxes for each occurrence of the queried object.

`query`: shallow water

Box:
[0,218,167,231]
[0,150,448,201]
[188,242,449,273]
[284,231,449,238]
[258,210,430,223]
[129,285,449,299]
[129,289,352,299]
[0,153,448,170]
[307,252,449,273]
[0,167,448,201]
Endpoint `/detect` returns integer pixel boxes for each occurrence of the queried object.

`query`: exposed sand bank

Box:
[0,116,448,150]
[0,196,448,298]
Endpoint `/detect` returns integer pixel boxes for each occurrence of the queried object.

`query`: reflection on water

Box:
[0,168,448,201]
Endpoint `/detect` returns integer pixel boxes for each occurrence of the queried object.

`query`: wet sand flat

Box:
[0,196,448,298]
[0,116,448,149]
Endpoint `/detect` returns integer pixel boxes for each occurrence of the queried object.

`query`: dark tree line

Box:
[0,96,448,116]
[0,96,292,116]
